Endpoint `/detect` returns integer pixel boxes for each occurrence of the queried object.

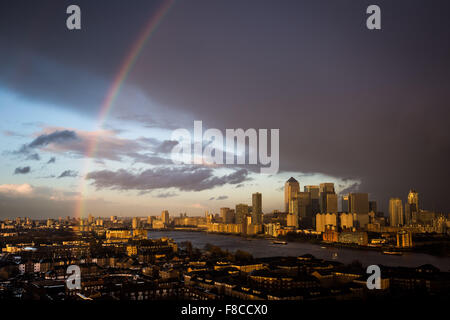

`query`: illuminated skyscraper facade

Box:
[348,193,369,214]
[235,204,249,224]
[407,189,419,212]
[319,183,335,213]
[161,210,170,225]
[389,198,404,227]
[252,192,262,224]
[284,177,300,212]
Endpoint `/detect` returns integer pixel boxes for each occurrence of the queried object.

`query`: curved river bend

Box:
[148,231,450,271]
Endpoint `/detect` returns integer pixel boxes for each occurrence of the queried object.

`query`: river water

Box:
[148,231,450,271]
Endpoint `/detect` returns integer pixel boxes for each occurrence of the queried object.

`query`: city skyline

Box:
[1,0,450,219]
[0,178,437,221]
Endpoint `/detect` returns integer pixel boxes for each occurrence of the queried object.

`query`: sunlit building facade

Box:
[389,198,404,227]
[284,177,300,213]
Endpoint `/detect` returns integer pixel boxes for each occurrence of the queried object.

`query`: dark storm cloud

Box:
[28,130,78,148]
[1,0,450,212]
[16,130,78,156]
[14,166,30,174]
[16,128,175,165]
[86,166,249,192]
[0,0,166,117]
[57,170,78,178]
[128,0,450,212]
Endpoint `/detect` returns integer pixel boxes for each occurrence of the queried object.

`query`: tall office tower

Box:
[252,192,262,224]
[348,193,369,214]
[389,198,404,227]
[284,177,300,212]
[298,192,311,218]
[305,185,320,215]
[161,210,170,225]
[220,207,228,222]
[341,195,349,212]
[404,190,418,226]
[287,213,299,228]
[289,196,298,214]
[220,207,234,224]
[111,215,117,222]
[132,217,139,229]
[326,193,338,213]
[369,201,377,213]
[294,192,311,228]
[320,183,335,193]
[235,204,249,224]
[319,183,335,213]
[407,189,419,212]
[88,214,94,225]
[289,197,299,229]
[404,205,412,226]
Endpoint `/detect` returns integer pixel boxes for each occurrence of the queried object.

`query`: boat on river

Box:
[382,251,403,256]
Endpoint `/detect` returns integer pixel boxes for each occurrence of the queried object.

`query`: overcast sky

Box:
[1,0,449,218]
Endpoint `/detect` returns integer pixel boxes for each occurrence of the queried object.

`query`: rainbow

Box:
[75,0,175,219]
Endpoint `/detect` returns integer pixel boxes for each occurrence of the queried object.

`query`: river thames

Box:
[148,230,450,271]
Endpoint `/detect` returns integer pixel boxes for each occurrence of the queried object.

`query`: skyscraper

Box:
[289,197,299,229]
[161,210,170,225]
[389,198,404,227]
[407,189,419,212]
[405,189,419,225]
[252,192,262,224]
[369,200,377,213]
[298,191,312,221]
[348,193,369,214]
[220,207,234,224]
[305,185,320,216]
[319,183,335,213]
[132,217,139,229]
[341,195,349,212]
[326,193,338,213]
[287,213,298,228]
[284,177,300,212]
[235,204,249,224]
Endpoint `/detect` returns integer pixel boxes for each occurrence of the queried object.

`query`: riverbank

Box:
[153,227,450,258]
[148,230,450,270]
